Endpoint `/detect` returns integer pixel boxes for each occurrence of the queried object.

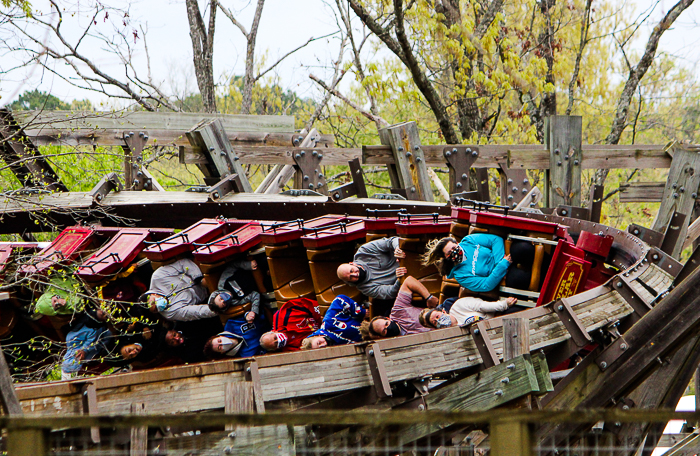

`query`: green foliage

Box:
[8,90,93,112]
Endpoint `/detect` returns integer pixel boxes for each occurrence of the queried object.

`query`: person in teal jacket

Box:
[422,234,512,292]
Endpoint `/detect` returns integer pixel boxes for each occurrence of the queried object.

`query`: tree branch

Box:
[565,0,592,115]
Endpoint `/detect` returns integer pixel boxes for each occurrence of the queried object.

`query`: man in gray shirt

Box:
[144,258,216,322]
[336,236,406,300]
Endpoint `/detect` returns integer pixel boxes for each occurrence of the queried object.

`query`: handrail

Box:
[78,252,122,273]
[192,234,239,252]
[397,212,442,224]
[365,208,408,219]
[260,219,305,233]
[143,231,191,250]
[455,198,510,216]
[302,221,348,237]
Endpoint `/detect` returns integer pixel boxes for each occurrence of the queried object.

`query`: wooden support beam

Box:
[503,318,530,361]
[80,382,100,443]
[546,116,582,207]
[491,419,533,456]
[130,403,147,456]
[514,187,543,211]
[660,211,688,258]
[471,321,500,368]
[186,119,253,193]
[537,264,700,447]
[614,333,700,455]
[329,158,368,201]
[225,382,255,432]
[379,121,434,202]
[588,184,604,224]
[652,145,700,258]
[245,360,266,413]
[0,109,68,192]
[267,129,320,194]
[552,298,592,347]
[367,344,392,398]
[0,344,22,416]
[6,428,48,456]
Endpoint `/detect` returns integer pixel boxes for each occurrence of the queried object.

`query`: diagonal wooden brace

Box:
[552,298,592,347]
[471,320,500,368]
[366,344,392,398]
[329,158,368,201]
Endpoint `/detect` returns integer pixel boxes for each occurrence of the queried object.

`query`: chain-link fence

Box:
[3,409,700,456]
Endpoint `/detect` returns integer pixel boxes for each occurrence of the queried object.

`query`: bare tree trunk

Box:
[241,0,265,115]
[186,0,217,113]
[535,0,557,142]
[565,0,593,116]
[596,0,694,185]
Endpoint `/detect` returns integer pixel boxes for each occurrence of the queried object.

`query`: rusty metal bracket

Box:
[122,131,152,191]
[498,164,533,209]
[444,146,479,195]
[79,382,100,444]
[330,158,368,201]
[471,320,500,368]
[628,224,664,247]
[292,149,327,195]
[554,205,590,221]
[366,344,392,398]
[244,360,266,413]
[410,375,432,396]
[552,298,592,347]
[660,211,687,257]
[647,247,683,278]
[393,395,427,411]
[596,335,631,372]
[208,174,245,201]
[88,172,123,204]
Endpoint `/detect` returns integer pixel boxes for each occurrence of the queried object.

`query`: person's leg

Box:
[505,267,531,289]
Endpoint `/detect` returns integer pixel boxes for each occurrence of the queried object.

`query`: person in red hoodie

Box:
[259,297,322,352]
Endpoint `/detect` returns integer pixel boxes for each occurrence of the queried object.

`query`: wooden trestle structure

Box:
[1,110,700,455]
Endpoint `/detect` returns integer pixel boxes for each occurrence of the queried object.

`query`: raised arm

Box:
[399,276,438,308]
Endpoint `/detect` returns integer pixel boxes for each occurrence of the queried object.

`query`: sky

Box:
[1,0,699,108]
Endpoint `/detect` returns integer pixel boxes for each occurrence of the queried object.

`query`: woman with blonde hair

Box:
[422,234,515,293]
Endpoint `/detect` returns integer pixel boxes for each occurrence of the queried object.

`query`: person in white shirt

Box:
[418,296,517,329]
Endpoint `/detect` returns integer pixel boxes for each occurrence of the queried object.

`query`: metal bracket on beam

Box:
[329,158,368,201]
[660,211,687,257]
[554,205,590,221]
[410,375,432,396]
[647,247,683,278]
[208,174,245,201]
[596,335,631,372]
[281,189,324,197]
[611,276,653,317]
[588,184,604,223]
[471,320,500,368]
[628,224,664,247]
[244,360,266,413]
[444,146,479,195]
[79,382,100,444]
[372,193,407,201]
[88,172,123,204]
[292,149,328,195]
[122,131,152,191]
[498,163,533,209]
[366,344,392,399]
[552,298,592,347]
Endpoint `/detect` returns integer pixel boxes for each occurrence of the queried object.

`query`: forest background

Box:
[0,0,699,248]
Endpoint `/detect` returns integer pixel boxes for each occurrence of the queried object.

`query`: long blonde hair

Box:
[421,237,458,276]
